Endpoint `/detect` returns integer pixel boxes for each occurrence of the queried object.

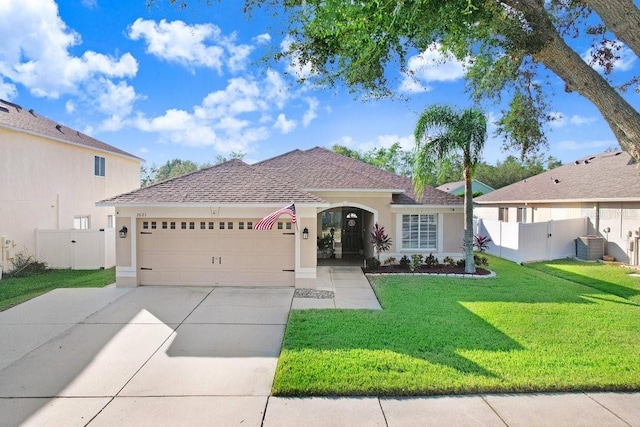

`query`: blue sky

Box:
[1,0,638,167]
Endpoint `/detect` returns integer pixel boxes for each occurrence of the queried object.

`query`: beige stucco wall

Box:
[0,127,140,262]
[113,205,318,287]
[390,206,464,260]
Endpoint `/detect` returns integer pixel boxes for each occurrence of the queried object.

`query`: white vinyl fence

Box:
[475,218,588,263]
[36,228,116,269]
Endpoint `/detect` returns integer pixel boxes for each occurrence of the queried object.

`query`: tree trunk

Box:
[533,27,640,162]
[585,0,640,58]
[463,166,476,274]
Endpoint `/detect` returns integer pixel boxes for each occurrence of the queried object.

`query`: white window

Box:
[517,207,527,223]
[74,216,90,229]
[402,214,437,250]
[107,215,115,228]
[499,207,509,222]
[94,155,105,177]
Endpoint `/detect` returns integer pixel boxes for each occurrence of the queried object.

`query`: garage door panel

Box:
[139,269,294,286]
[138,218,295,287]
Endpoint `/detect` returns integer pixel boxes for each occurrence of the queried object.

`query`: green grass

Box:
[526,259,640,303]
[0,268,115,312]
[273,256,640,396]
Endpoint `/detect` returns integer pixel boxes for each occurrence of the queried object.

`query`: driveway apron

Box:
[0,285,294,426]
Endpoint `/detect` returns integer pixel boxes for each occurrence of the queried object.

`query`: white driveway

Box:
[0,285,293,426]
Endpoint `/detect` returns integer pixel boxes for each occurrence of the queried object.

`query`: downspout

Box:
[594,202,600,235]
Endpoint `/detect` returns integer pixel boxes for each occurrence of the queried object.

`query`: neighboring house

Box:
[437,179,494,197]
[99,147,464,288]
[475,151,640,265]
[0,99,141,270]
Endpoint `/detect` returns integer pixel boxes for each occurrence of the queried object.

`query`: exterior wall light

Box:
[302,227,309,240]
[119,226,128,238]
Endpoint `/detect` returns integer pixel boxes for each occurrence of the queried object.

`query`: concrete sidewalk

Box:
[1,285,638,426]
[263,393,640,426]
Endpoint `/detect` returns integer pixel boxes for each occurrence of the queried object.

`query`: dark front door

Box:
[342,209,363,254]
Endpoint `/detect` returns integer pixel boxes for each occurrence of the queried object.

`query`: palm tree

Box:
[413,105,487,273]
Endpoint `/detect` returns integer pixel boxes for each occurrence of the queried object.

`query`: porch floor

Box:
[316,255,365,267]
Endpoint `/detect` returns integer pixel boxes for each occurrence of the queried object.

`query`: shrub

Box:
[9,250,48,277]
[474,254,489,267]
[370,223,393,261]
[425,253,439,268]
[474,235,492,252]
[383,256,396,265]
[456,259,465,268]
[411,254,424,271]
[443,256,456,267]
[366,257,381,270]
[399,255,411,270]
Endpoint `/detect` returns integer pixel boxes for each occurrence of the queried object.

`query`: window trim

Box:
[400,213,438,251]
[74,215,90,230]
[94,155,106,177]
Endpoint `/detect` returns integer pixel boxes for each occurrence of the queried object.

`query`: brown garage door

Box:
[138,218,295,286]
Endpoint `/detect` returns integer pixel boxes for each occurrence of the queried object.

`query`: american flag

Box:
[254,203,296,230]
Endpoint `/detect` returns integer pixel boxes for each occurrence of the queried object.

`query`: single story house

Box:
[99,147,465,288]
[0,99,141,271]
[437,179,494,197]
[474,151,640,265]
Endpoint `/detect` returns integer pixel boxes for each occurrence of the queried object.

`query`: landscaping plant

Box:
[370,223,392,261]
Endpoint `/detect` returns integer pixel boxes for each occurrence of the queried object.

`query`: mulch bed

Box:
[363,265,492,275]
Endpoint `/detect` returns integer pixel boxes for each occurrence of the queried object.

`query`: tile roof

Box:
[0,99,140,160]
[256,147,463,206]
[99,159,325,205]
[100,146,463,206]
[475,151,640,204]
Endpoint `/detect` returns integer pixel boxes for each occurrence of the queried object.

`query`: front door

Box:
[342,209,363,255]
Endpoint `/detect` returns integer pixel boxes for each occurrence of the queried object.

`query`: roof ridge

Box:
[303,146,412,189]
[254,148,304,165]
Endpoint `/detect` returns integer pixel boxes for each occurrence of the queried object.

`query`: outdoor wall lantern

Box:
[119,226,128,238]
[302,227,309,240]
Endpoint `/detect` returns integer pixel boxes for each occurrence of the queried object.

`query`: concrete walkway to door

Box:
[292,266,382,310]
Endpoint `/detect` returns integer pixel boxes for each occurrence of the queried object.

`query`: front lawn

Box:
[0,268,115,312]
[273,256,640,396]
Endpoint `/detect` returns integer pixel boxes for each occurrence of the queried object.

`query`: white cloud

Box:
[133,70,297,153]
[333,134,415,153]
[95,79,141,131]
[254,33,271,44]
[65,100,76,114]
[399,43,468,94]
[128,18,254,74]
[281,36,315,80]
[302,97,319,126]
[0,0,137,99]
[0,79,17,100]
[582,40,637,73]
[569,114,596,126]
[549,112,597,128]
[548,111,566,127]
[274,113,296,134]
[81,0,98,8]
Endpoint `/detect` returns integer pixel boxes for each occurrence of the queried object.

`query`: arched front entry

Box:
[317,203,377,261]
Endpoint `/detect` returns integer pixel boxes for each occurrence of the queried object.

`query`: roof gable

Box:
[99,159,325,205]
[475,151,639,203]
[257,147,463,206]
[0,99,140,161]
